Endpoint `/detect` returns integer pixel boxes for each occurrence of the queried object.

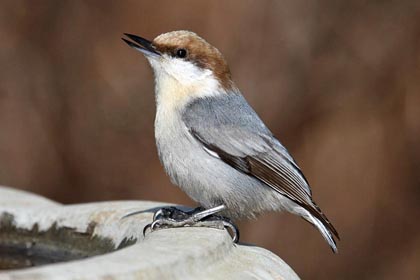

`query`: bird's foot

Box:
[143,206,239,243]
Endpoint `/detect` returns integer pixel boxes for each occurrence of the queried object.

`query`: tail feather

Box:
[305,214,338,253]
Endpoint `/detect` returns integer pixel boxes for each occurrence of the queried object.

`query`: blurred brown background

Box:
[0,0,419,279]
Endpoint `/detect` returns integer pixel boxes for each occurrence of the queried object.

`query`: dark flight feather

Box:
[183,94,339,240]
[192,130,339,240]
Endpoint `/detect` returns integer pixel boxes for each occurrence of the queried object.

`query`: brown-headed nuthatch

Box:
[122,31,339,252]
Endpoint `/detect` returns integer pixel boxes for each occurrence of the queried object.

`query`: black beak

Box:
[122,33,161,56]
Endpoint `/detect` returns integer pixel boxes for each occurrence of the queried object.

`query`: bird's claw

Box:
[197,215,240,243]
[143,207,240,243]
[221,218,240,243]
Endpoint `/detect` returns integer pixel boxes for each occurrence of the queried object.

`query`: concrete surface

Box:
[0,186,300,280]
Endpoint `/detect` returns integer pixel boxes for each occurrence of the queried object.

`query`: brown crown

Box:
[152,31,234,90]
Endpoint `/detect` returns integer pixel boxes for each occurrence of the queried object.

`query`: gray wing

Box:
[182,94,338,238]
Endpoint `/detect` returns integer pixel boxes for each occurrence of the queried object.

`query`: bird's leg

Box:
[143,205,239,243]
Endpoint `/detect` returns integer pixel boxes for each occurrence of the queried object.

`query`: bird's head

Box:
[123,31,236,105]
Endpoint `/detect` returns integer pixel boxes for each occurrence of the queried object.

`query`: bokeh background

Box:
[1,0,419,278]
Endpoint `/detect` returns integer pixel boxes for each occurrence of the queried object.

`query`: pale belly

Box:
[154,111,292,219]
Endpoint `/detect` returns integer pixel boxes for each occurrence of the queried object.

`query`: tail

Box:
[305,214,338,253]
[291,199,339,253]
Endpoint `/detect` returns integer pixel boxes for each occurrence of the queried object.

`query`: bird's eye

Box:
[176,48,187,58]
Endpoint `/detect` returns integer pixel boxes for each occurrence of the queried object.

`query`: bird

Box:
[122,31,339,252]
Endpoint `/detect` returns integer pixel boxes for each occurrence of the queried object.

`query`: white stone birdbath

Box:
[0,186,300,280]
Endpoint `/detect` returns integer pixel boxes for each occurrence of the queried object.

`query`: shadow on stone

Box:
[0,212,135,270]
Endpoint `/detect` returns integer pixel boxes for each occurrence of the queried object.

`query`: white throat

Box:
[147,55,225,111]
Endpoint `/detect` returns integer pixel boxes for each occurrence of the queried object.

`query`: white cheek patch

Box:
[161,56,212,85]
[147,55,225,109]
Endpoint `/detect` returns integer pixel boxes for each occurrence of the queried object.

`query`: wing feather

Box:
[183,95,339,239]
